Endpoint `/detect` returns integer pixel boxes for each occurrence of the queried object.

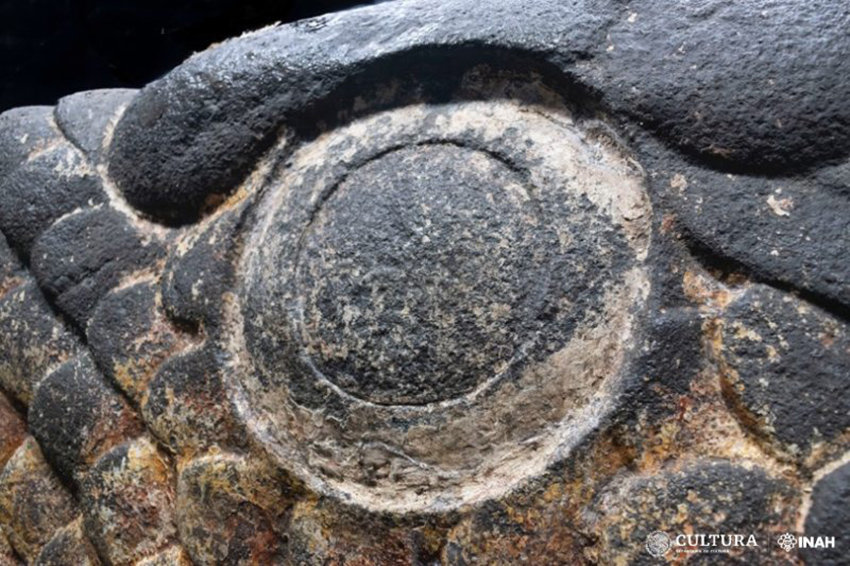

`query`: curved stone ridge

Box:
[105,0,850,224]
[231,92,651,512]
[105,0,616,223]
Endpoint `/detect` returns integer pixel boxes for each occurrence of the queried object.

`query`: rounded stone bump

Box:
[87,281,183,404]
[0,280,80,405]
[583,460,796,564]
[0,106,58,181]
[0,437,79,562]
[30,206,164,327]
[81,436,178,565]
[293,143,574,405]
[34,517,100,566]
[0,0,845,559]
[719,285,850,460]
[54,89,137,161]
[802,460,850,566]
[0,142,106,257]
[141,347,245,454]
[176,453,300,564]
[230,93,652,512]
[29,354,143,485]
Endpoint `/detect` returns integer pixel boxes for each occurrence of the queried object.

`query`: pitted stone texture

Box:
[106,0,618,223]
[142,347,245,454]
[161,210,239,328]
[285,499,446,566]
[720,285,850,459]
[55,89,137,160]
[288,143,626,405]
[103,0,850,224]
[34,518,100,566]
[234,93,650,512]
[0,531,15,565]
[29,355,142,484]
[628,309,704,402]
[0,438,78,562]
[581,0,850,172]
[0,0,847,559]
[0,395,25,469]
[81,437,178,565]
[0,234,20,295]
[0,141,106,257]
[135,546,193,566]
[0,106,58,181]
[87,281,182,403]
[177,453,301,564]
[0,280,80,405]
[30,206,163,326]
[660,156,850,309]
[802,461,850,566]
[583,460,797,564]
[445,497,586,565]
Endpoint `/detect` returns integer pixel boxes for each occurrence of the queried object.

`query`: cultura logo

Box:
[777,533,796,552]
[645,531,672,558]
[645,531,759,557]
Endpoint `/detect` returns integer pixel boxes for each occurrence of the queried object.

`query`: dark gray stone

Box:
[30,207,163,326]
[29,355,141,484]
[721,285,850,457]
[803,462,850,566]
[55,89,138,161]
[0,106,57,181]
[0,0,847,560]
[107,0,618,222]
[0,280,80,404]
[584,460,796,565]
[580,0,850,173]
[626,308,704,404]
[0,142,106,256]
[246,143,629,406]
[141,346,245,453]
[649,145,850,310]
[161,208,240,328]
[87,281,181,403]
[0,232,20,285]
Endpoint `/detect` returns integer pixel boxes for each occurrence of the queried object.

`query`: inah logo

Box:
[777,533,836,551]
[645,531,672,557]
[777,533,796,552]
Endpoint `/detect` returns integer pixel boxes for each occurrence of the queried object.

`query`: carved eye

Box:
[4,3,846,562]
[220,74,652,511]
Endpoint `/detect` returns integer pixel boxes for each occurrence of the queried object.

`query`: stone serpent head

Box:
[0,1,848,564]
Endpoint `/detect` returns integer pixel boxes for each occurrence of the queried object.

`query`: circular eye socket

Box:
[229,93,651,513]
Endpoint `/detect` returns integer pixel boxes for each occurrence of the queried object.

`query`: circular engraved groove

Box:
[226,90,651,513]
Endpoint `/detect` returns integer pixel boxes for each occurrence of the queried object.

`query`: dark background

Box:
[0,0,378,113]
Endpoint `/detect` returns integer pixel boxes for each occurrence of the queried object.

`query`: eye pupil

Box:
[233,97,651,511]
[296,144,548,404]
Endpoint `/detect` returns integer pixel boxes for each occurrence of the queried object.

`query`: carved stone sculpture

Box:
[0,1,848,564]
